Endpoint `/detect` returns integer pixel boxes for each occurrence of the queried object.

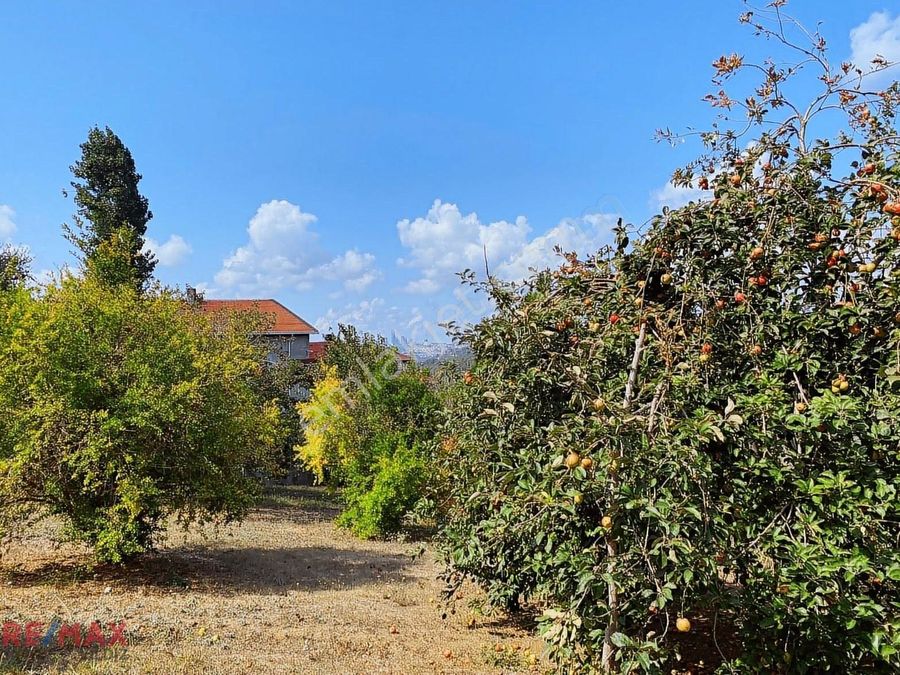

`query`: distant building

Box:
[187,287,412,369]
[193,292,317,363]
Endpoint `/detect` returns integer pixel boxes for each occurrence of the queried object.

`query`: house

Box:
[191,290,317,363]
[187,287,412,367]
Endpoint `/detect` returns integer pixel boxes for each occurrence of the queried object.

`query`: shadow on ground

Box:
[0,486,415,596]
[477,611,539,637]
[135,543,414,594]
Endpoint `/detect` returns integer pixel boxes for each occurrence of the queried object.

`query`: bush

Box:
[295,326,439,537]
[296,364,355,483]
[0,273,282,563]
[438,10,900,672]
[252,356,319,480]
[338,435,427,539]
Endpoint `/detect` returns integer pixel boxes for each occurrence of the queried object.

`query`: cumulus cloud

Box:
[214,200,321,294]
[313,297,443,341]
[314,297,388,334]
[310,249,381,292]
[496,213,618,281]
[397,199,530,292]
[0,205,17,239]
[396,199,617,294]
[316,297,408,337]
[850,12,900,75]
[212,200,380,296]
[651,182,711,211]
[143,234,192,267]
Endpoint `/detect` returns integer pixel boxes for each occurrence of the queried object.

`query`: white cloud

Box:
[651,182,711,211]
[144,234,192,267]
[396,200,617,294]
[248,199,318,250]
[215,200,321,294]
[397,199,530,283]
[314,297,388,335]
[850,12,900,74]
[34,269,56,285]
[212,200,379,296]
[404,278,441,294]
[305,201,621,340]
[313,297,446,341]
[309,249,381,292]
[32,264,79,286]
[496,213,618,281]
[0,205,17,239]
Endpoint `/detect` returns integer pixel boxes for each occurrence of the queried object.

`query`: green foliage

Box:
[252,355,319,478]
[85,226,144,289]
[322,323,401,382]
[66,126,156,289]
[337,435,427,539]
[438,10,900,673]
[0,274,282,563]
[0,244,31,291]
[296,327,439,537]
[296,365,353,483]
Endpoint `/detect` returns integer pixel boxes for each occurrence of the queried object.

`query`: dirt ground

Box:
[0,487,544,674]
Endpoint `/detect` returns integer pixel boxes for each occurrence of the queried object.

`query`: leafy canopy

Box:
[0,267,282,563]
[0,244,31,291]
[438,6,900,672]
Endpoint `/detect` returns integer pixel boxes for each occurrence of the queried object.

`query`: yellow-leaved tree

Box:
[295,365,355,483]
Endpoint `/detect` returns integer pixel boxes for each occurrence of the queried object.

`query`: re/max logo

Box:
[1,620,127,649]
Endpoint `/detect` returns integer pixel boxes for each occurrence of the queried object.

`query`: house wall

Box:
[262,333,311,361]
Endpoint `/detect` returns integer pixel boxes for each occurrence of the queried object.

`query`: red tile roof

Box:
[201,299,317,334]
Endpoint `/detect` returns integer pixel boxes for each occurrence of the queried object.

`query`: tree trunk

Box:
[601,322,646,672]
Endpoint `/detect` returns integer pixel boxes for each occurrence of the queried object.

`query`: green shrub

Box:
[338,435,427,538]
[296,326,439,537]
[0,244,31,291]
[0,272,282,563]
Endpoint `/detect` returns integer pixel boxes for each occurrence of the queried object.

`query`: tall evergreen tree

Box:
[0,244,31,291]
[66,126,156,288]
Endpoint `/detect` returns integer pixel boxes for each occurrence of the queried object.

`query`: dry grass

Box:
[0,487,543,674]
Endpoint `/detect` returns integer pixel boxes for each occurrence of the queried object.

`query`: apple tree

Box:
[438,7,900,672]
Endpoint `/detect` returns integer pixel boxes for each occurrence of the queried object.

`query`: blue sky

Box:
[2,2,898,342]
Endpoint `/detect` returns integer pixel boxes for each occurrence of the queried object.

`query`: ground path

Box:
[0,487,542,674]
